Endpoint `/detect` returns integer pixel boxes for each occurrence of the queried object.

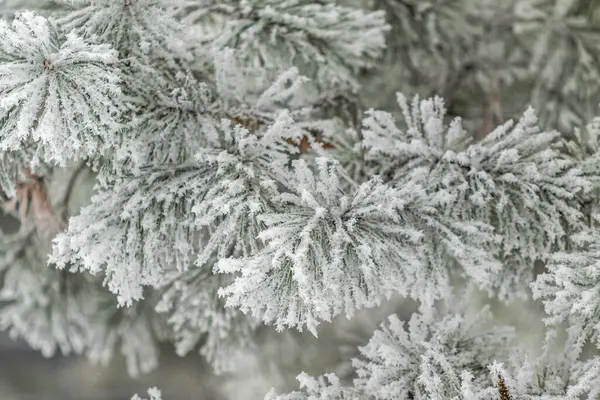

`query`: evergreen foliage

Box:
[0,0,600,399]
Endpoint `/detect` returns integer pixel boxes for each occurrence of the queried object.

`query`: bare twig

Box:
[2,168,63,242]
[497,374,512,400]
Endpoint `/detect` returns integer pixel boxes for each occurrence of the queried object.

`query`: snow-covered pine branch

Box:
[264,373,364,400]
[481,334,600,399]
[267,306,514,400]
[50,105,311,302]
[513,0,600,131]
[191,112,303,267]
[50,162,211,306]
[216,154,500,333]
[188,0,390,91]
[352,306,513,399]
[0,205,172,377]
[0,11,122,171]
[216,157,424,334]
[532,229,600,354]
[47,59,339,375]
[114,65,216,171]
[374,0,481,84]
[55,0,191,63]
[268,310,600,399]
[2,0,600,396]
[362,93,591,299]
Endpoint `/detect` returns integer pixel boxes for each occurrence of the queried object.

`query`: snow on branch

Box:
[114,59,330,174]
[264,372,364,400]
[0,11,122,168]
[513,0,600,131]
[532,229,600,353]
[352,307,513,399]
[50,164,211,306]
[362,93,591,298]
[56,0,190,62]
[191,113,303,267]
[197,0,389,90]
[50,111,305,307]
[217,157,426,334]
[115,66,216,170]
[480,341,600,398]
[267,306,514,400]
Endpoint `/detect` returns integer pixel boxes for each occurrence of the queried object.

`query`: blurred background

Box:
[0,288,414,399]
[0,280,547,400]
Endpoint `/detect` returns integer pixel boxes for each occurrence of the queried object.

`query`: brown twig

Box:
[2,163,88,242]
[2,168,62,242]
[497,374,512,400]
